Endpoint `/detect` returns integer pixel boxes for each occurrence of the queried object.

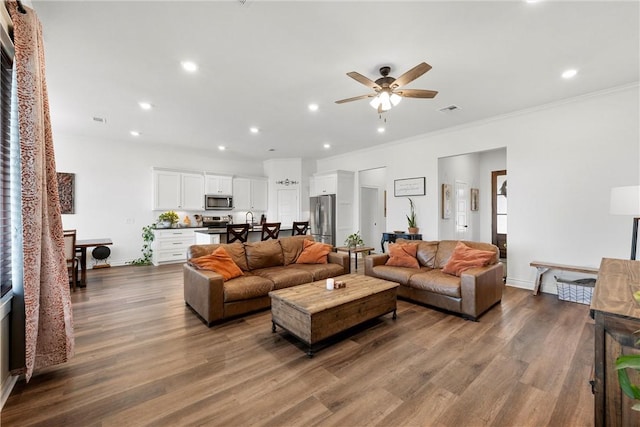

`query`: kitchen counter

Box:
[194,226,295,244]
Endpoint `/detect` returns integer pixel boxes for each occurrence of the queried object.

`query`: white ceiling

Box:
[31,1,639,162]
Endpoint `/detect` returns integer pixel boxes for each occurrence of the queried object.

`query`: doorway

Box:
[491,170,507,258]
[360,186,382,249]
[455,181,469,241]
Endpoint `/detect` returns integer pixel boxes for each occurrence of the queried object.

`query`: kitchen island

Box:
[194,225,294,244]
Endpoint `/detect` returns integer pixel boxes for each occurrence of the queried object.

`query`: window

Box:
[1,27,14,298]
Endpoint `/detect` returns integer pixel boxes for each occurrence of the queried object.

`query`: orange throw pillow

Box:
[442,242,495,276]
[385,242,419,268]
[295,239,332,264]
[188,246,243,281]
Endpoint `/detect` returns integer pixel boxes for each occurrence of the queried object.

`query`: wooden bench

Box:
[530,261,599,296]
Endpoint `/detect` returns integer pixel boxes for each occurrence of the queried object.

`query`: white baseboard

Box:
[506,277,557,295]
[1,374,18,410]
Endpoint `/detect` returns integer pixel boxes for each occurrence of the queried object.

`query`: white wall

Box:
[264,158,302,223]
[317,85,639,293]
[54,134,264,266]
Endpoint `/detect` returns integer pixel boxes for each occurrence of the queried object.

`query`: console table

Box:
[381,232,422,253]
[591,258,640,426]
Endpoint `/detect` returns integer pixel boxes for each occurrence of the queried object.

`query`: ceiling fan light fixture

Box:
[379,91,392,111]
[369,96,381,109]
[390,93,402,106]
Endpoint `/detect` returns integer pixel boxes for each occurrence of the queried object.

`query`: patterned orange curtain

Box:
[8,1,74,381]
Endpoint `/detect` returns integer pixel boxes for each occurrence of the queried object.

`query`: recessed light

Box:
[250,127,259,134]
[130,130,140,137]
[308,103,319,112]
[562,69,578,79]
[377,127,385,133]
[138,102,152,110]
[323,143,331,149]
[181,61,198,73]
[218,145,226,151]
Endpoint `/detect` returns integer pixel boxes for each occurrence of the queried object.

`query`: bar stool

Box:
[63,229,79,291]
[226,224,250,243]
[291,221,309,236]
[261,222,281,240]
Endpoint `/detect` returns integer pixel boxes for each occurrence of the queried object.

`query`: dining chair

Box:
[63,229,79,291]
[226,224,250,243]
[261,222,281,241]
[291,221,309,236]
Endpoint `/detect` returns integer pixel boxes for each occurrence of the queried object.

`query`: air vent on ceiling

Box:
[438,105,460,113]
[92,116,107,124]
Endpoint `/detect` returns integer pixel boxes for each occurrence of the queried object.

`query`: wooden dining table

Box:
[75,238,113,287]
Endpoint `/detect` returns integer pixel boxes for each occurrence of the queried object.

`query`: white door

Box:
[360,186,382,250]
[277,189,299,226]
[455,181,469,240]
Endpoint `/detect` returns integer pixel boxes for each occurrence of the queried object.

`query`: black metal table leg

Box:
[272,321,276,333]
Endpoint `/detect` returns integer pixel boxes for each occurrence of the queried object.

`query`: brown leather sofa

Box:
[365,239,504,321]
[184,235,350,326]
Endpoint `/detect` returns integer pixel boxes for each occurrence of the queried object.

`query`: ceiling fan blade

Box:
[335,94,375,104]
[396,89,438,99]
[347,71,381,90]
[391,62,432,89]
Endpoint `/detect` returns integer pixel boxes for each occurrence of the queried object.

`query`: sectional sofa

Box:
[183,235,350,326]
[365,239,504,320]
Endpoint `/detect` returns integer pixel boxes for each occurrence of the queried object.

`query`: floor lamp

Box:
[610,185,640,260]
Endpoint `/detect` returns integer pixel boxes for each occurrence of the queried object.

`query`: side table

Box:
[335,246,375,271]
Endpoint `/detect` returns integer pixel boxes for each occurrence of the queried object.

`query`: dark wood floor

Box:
[2,263,594,426]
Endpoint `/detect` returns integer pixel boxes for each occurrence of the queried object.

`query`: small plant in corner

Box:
[345,231,364,248]
[128,223,155,266]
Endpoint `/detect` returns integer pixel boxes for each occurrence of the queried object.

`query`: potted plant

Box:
[157,210,179,228]
[128,223,155,265]
[345,231,364,248]
[407,198,419,234]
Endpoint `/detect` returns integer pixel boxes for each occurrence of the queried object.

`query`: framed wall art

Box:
[442,183,451,219]
[394,177,425,197]
[470,188,479,211]
[57,172,75,214]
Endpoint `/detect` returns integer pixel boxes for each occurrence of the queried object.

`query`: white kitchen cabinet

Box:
[233,177,267,211]
[152,227,206,265]
[181,172,205,210]
[310,174,337,196]
[205,174,233,196]
[153,168,204,210]
[194,231,221,245]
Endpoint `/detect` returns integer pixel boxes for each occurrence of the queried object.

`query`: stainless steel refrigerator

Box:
[309,194,336,246]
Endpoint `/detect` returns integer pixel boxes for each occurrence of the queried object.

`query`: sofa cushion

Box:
[369,265,417,286]
[442,242,496,276]
[296,239,332,264]
[385,242,419,268]
[188,246,244,281]
[436,240,498,268]
[416,241,439,268]
[280,235,314,265]
[223,275,274,302]
[287,263,345,281]
[408,270,461,298]
[251,266,313,290]
[245,240,284,270]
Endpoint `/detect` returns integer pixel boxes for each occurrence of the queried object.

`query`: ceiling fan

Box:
[335,62,438,113]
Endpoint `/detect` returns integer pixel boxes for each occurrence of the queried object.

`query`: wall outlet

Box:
[125,218,135,224]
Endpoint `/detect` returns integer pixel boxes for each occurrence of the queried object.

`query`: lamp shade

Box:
[610,185,640,215]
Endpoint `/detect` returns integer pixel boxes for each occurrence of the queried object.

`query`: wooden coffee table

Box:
[269,274,398,357]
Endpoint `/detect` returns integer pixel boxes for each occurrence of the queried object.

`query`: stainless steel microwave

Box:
[204,195,233,210]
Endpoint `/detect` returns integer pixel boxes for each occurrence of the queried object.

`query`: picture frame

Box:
[394,177,425,197]
[57,172,75,214]
[442,183,451,219]
[470,188,479,211]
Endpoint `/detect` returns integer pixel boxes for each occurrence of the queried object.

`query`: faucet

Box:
[245,211,254,225]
